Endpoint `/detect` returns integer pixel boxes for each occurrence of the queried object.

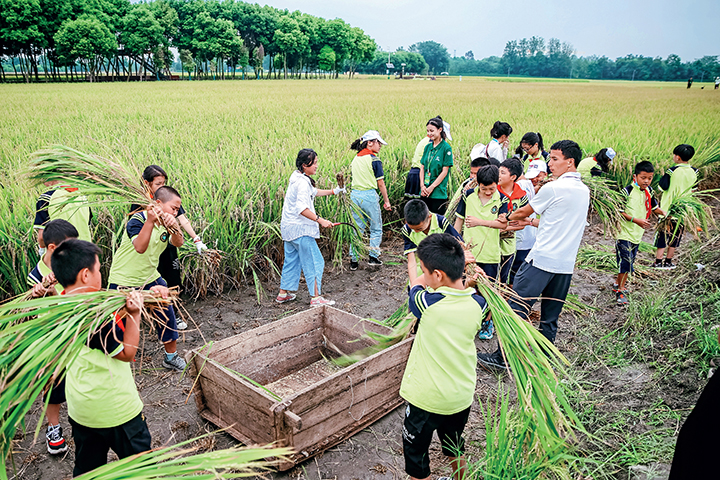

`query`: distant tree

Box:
[54,15,117,82]
[120,4,164,79]
[346,27,375,78]
[502,40,519,75]
[179,47,193,79]
[318,45,335,74]
[464,50,474,61]
[409,40,449,74]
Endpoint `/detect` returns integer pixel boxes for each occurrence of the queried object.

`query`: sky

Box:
[259,0,719,61]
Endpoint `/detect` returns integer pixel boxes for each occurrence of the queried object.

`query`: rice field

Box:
[1,76,720,298]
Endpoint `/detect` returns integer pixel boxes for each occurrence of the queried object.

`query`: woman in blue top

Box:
[419,116,454,215]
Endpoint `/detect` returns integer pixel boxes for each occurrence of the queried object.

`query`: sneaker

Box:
[310,296,335,307]
[176,319,188,330]
[46,425,68,455]
[664,259,677,269]
[350,260,359,271]
[615,290,629,305]
[477,351,506,372]
[477,319,495,340]
[368,256,383,266]
[275,292,297,304]
[163,353,187,371]
[651,259,666,269]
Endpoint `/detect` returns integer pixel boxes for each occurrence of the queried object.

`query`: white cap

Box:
[443,121,452,141]
[525,160,548,179]
[605,147,616,161]
[361,130,387,145]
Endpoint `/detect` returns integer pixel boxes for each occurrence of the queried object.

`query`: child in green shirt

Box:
[401,233,488,480]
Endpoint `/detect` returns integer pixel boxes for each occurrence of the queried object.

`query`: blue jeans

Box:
[350,189,382,260]
[280,236,325,296]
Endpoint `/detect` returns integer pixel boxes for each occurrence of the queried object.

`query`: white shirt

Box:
[485,139,507,162]
[515,179,536,250]
[526,172,589,274]
[280,171,319,241]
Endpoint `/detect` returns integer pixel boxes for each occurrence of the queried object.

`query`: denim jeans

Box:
[280,236,325,296]
[350,189,382,260]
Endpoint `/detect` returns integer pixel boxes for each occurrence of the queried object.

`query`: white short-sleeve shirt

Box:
[526,172,589,274]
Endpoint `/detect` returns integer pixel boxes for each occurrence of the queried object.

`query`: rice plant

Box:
[582,176,625,236]
[657,189,717,238]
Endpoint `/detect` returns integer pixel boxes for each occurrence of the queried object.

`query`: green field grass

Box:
[1,76,719,298]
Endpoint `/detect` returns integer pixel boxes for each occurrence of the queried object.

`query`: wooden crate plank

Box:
[287,337,413,412]
[210,308,323,364]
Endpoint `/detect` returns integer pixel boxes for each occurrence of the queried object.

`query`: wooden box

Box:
[186,305,413,470]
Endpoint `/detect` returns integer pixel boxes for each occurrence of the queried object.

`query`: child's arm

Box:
[376,178,391,211]
[419,164,426,196]
[162,211,184,247]
[505,204,535,223]
[620,212,652,229]
[407,252,418,281]
[465,216,506,229]
[653,207,666,217]
[132,207,157,254]
[113,291,142,362]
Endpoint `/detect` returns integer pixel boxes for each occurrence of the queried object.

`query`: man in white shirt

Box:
[478,140,589,370]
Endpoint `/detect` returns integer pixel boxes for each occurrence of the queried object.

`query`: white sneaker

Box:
[310,296,335,307]
[176,319,188,330]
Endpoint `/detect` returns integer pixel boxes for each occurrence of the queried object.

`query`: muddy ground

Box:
[6,225,709,480]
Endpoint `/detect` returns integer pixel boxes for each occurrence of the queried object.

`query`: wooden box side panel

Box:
[192,356,277,445]
[209,308,324,366]
[322,307,395,354]
[288,337,413,453]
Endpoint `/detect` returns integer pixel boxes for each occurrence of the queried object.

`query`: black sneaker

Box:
[664,259,677,269]
[46,425,68,455]
[350,260,359,271]
[651,259,666,269]
[477,351,506,372]
[368,256,383,266]
[615,290,629,305]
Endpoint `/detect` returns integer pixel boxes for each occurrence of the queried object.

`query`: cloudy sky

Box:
[261,0,717,61]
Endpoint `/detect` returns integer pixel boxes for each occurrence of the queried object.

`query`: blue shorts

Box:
[654,222,684,249]
[477,262,498,280]
[616,240,639,274]
[108,277,179,343]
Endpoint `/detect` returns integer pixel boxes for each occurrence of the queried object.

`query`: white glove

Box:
[333,186,346,195]
[193,236,208,253]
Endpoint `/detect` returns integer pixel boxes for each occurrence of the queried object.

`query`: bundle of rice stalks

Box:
[657,189,716,239]
[0,289,179,463]
[444,180,474,222]
[72,434,290,480]
[330,173,369,268]
[180,249,226,300]
[472,275,581,450]
[583,176,625,236]
[691,139,720,171]
[576,245,617,273]
[26,145,178,235]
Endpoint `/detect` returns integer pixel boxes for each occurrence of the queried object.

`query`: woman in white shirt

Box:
[277,149,344,306]
[485,121,513,161]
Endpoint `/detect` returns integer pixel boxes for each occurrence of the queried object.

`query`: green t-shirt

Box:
[401,214,463,276]
[351,153,384,191]
[618,184,659,244]
[66,310,144,428]
[108,211,170,286]
[34,187,92,242]
[420,140,454,199]
[400,285,486,415]
[410,137,430,169]
[658,163,699,213]
[576,157,600,179]
[455,189,507,264]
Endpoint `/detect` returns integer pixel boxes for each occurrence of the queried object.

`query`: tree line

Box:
[0,0,377,82]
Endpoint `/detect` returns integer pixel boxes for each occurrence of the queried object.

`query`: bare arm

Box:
[177,214,198,239]
[407,252,417,280]
[426,166,450,196]
[114,292,142,362]
[376,178,391,210]
[506,204,535,222]
[454,216,464,233]
[301,208,333,228]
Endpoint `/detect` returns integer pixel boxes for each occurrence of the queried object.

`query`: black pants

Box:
[158,244,181,288]
[421,197,447,215]
[509,249,530,285]
[70,412,151,477]
[669,371,720,478]
[508,260,572,343]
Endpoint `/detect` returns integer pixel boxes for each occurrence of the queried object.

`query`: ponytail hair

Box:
[350,138,368,152]
[520,132,544,151]
[142,165,168,183]
[426,116,446,139]
[295,148,317,186]
[595,148,612,173]
[490,121,513,139]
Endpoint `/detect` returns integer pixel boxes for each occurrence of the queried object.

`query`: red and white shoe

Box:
[46,425,68,455]
[310,296,335,307]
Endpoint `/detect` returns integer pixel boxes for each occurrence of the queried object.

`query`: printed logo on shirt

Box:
[160,232,169,243]
[491,206,498,214]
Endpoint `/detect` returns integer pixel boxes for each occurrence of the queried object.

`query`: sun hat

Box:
[361,130,388,145]
[525,159,548,179]
[443,121,452,141]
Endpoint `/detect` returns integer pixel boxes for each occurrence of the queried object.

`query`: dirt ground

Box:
[5,227,706,480]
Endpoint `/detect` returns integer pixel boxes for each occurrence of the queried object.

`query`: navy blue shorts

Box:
[655,223,684,249]
[477,262,498,280]
[46,376,66,405]
[500,254,515,284]
[402,403,470,478]
[616,240,639,274]
[108,278,179,343]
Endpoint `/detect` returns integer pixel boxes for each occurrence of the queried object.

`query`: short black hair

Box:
[404,199,429,226]
[634,161,655,175]
[470,157,489,168]
[488,157,502,167]
[43,219,79,247]
[476,165,499,186]
[155,185,181,203]
[673,144,695,162]
[501,158,523,182]
[416,233,465,281]
[550,140,582,167]
[142,165,167,183]
[51,239,101,288]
